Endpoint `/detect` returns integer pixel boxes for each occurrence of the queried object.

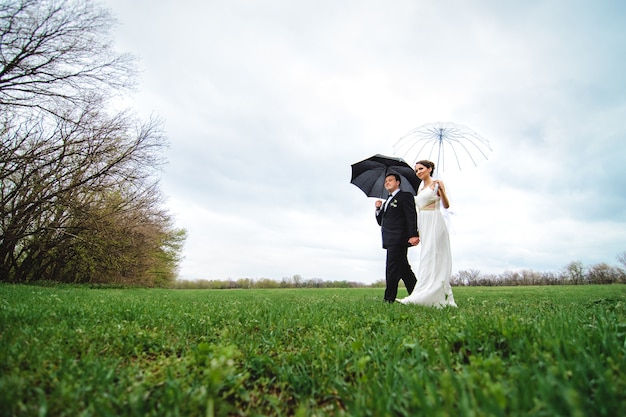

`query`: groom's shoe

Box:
[384,299,396,303]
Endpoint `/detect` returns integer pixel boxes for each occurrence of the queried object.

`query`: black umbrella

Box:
[350,154,422,198]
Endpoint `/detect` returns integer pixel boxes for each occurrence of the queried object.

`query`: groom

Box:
[375,173,419,302]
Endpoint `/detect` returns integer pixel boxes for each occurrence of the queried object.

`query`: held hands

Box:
[408,237,420,246]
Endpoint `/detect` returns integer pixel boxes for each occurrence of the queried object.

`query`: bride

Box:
[397,160,457,307]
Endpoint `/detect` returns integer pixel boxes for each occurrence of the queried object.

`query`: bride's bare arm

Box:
[436,180,450,209]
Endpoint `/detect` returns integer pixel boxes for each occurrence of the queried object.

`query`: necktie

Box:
[384,194,393,210]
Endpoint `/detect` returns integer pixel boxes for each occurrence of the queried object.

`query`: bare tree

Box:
[0,105,171,281]
[586,263,625,285]
[1,0,185,284]
[454,269,482,286]
[564,261,585,285]
[0,0,135,117]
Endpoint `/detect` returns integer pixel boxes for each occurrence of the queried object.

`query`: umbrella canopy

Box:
[393,121,492,175]
[350,154,422,198]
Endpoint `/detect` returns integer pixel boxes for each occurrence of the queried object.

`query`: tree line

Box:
[172,254,626,289]
[171,275,368,290]
[1,0,185,286]
[451,259,626,287]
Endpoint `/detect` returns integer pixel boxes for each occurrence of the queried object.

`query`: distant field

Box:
[1,284,625,416]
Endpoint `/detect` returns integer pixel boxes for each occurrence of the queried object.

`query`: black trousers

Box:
[384,245,417,302]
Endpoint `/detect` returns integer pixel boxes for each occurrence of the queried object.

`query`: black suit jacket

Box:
[376,191,418,249]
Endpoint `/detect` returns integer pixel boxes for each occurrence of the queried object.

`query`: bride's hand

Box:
[434,180,445,194]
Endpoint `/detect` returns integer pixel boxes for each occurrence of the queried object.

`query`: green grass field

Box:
[1,284,625,416]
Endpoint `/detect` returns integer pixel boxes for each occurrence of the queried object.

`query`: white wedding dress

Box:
[397,185,457,307]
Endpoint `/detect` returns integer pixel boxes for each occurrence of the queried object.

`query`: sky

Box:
[102,0,626,283]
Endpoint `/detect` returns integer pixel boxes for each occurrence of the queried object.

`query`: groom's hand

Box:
[408,237,420,246]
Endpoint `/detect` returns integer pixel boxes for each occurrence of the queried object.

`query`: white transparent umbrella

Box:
[393,122,492,175]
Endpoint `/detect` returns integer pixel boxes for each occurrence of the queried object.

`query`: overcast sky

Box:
[103,0,626,283]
